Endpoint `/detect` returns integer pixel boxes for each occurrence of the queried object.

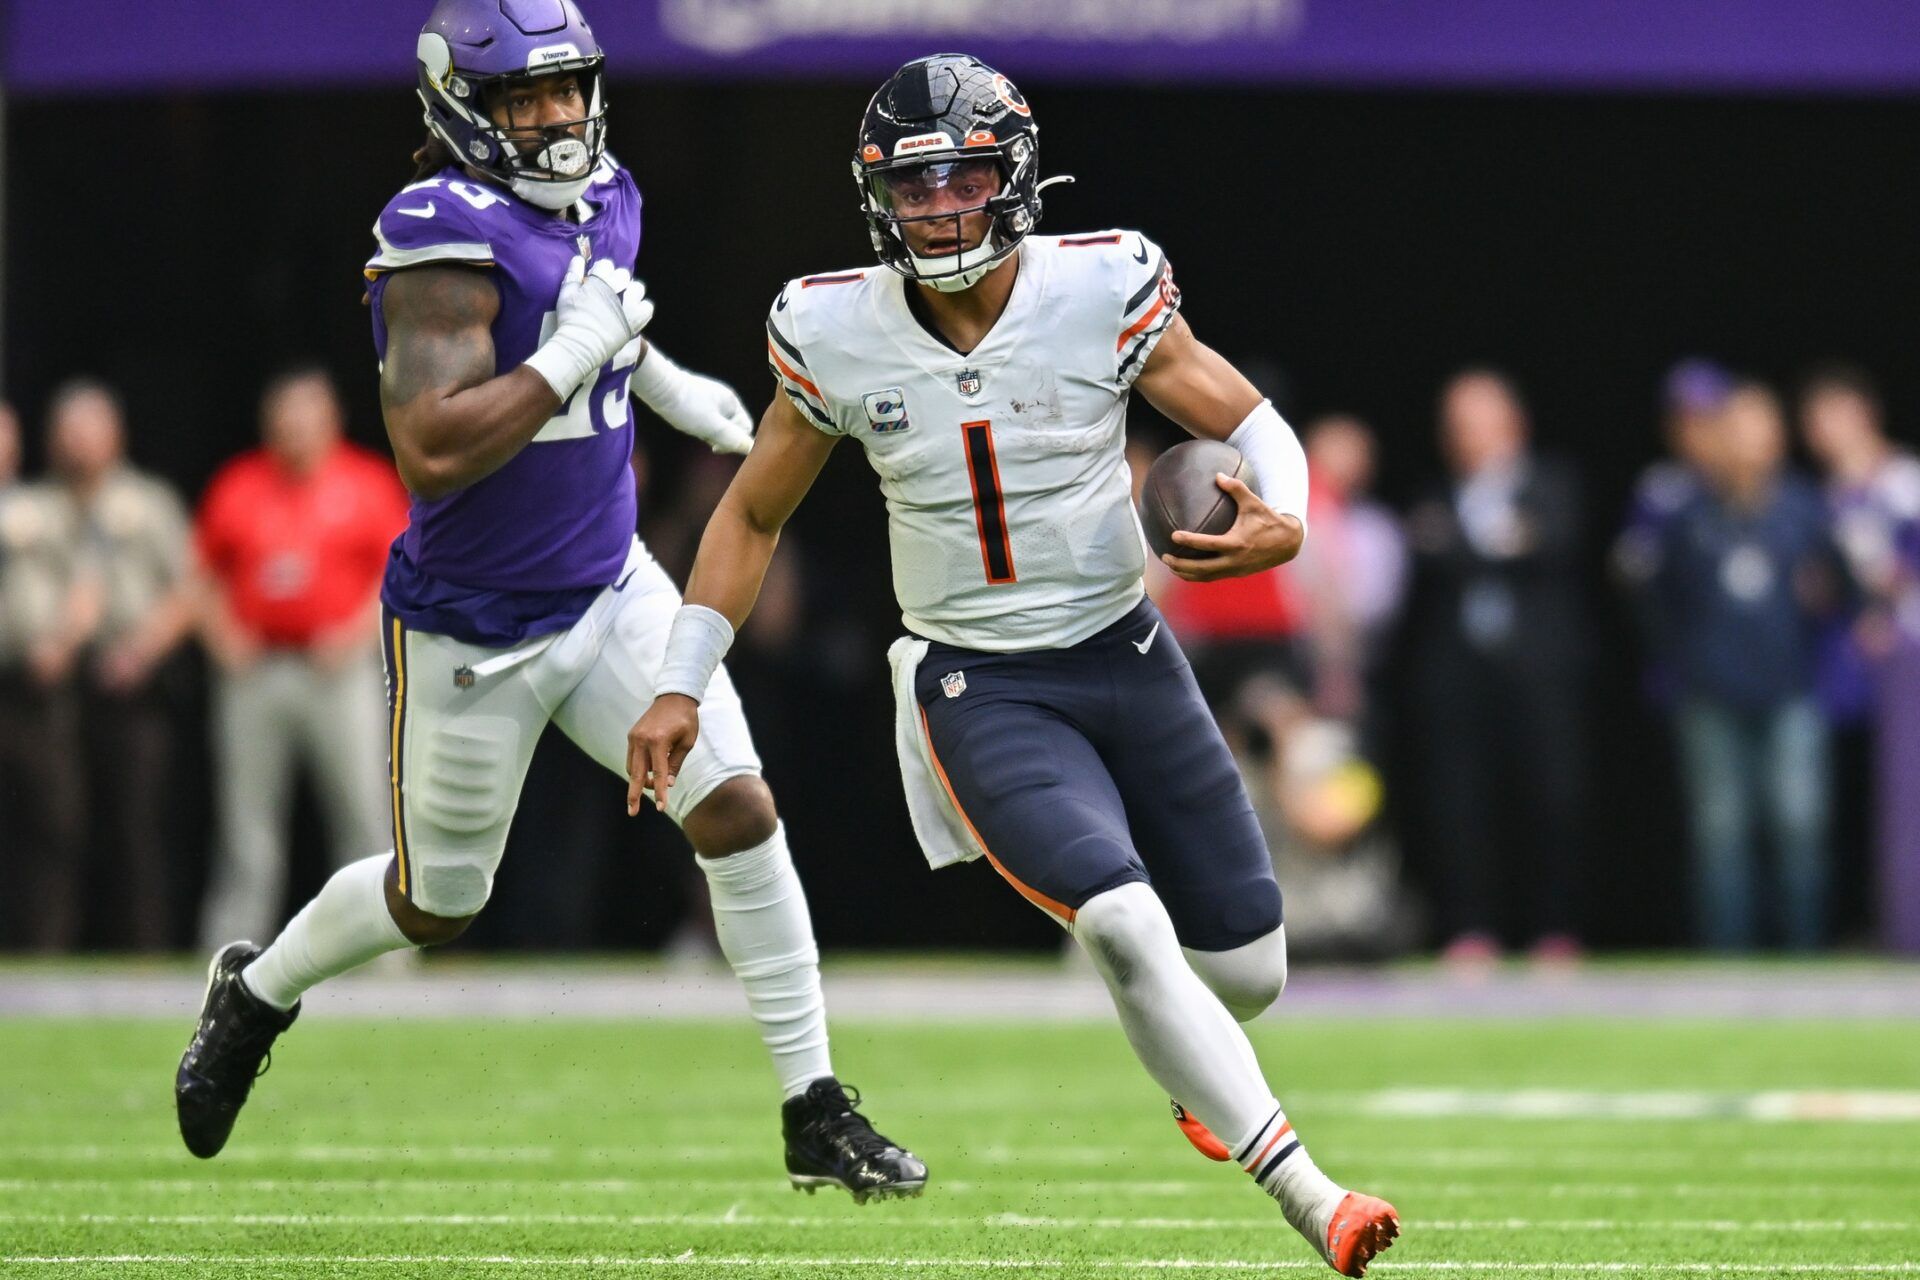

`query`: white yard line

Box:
[10,1143,1918,1169]
[1,1212,1916,1233]
[4,1256,1920,1273]
[1362,1089,1920,1122]
[0,1177,1898,1199]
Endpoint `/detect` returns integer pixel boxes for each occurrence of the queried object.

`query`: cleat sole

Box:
[788,1174,928,1204]
[1171,1100,1232,1162]
[1325,1192,1400,1278]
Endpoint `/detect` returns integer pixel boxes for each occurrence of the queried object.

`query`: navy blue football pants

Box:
[915,598,1283,951]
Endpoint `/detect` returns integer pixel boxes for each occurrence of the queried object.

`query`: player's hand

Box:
[1160,473,1305,582]
[626,693,701,816]
[555,254,655,366]
[527,253,657,399]
[632,348,755,455]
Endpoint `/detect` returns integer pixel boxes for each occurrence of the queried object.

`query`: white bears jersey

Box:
[767,231,1182,652]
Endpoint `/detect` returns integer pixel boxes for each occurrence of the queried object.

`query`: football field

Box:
[4,962,1919,1278]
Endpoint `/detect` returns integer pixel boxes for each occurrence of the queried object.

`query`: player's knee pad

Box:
[1184,924,1289,1022]
[1073,882,1183,992]
[405,716,522,917]
[414,716,523,834]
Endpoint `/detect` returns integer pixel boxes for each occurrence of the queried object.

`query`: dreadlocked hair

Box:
[411,134,457,182]
[362,135,462,307]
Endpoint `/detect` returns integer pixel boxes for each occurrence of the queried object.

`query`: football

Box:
[1138,438,1246,559]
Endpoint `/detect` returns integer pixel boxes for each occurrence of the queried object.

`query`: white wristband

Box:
[1227,399,1310,536]
[523,330,602,400]
[655,604,735,703]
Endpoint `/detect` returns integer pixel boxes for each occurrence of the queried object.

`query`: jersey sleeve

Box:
[363,180,500,278]
[1115,232,1182,389]
[766,284,842,436]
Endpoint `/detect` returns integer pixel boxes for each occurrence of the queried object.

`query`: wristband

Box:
[655,604,735,703]
[1227,399,1310,536]
[523,330,602,400]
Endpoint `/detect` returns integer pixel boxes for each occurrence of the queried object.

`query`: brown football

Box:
[1139,438,1245,560]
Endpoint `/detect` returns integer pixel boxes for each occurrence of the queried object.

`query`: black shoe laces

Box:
[818,1085,897,1162]
[197,993,283,1087]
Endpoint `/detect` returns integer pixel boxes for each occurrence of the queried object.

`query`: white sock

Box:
[1074,884,1275,1140]
[695,823,832,1098]
[1234,1105,1346,1248]
[1074,884,1343,1243]
[241,854,412,1011]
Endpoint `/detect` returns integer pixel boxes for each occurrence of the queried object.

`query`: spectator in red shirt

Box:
[194,367,410,948]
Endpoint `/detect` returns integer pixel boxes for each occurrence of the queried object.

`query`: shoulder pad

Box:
[366,175,509,276]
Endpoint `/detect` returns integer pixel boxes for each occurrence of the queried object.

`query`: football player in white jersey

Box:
[628,55,1398,1275]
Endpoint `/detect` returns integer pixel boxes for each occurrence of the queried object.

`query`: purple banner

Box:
[7,0,1920,97]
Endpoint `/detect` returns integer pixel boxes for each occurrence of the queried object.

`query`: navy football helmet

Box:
[416,0,608,210]
[854,54,1066,291]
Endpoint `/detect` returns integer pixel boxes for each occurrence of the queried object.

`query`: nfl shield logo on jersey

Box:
[956,369,984,398]
[863,388,911,434]
[941,671,968,699]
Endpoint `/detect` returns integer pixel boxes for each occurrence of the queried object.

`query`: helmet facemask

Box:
[418,30,608,210]
[859,140,1038,292]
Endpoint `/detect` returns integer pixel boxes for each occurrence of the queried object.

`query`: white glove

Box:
[523,253,655,399]
[631,345,756,455]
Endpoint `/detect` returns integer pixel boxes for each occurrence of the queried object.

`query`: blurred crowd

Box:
[3,359,1917,959]
[1135,360,1920,963]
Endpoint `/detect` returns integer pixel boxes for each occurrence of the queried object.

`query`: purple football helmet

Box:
[416,0,608,210]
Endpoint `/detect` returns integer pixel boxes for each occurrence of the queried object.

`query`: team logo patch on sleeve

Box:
[863,388,912,433]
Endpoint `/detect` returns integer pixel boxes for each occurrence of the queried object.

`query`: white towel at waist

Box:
[887,635,985,870]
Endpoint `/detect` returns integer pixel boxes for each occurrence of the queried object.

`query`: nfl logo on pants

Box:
[941,671,968,699]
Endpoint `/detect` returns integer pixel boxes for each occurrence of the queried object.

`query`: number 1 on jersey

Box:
[962,420,1017,585]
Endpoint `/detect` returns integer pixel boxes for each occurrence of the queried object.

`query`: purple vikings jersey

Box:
[365,157,642,646]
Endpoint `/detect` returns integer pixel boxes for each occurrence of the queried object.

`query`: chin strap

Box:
[513,173,594,211]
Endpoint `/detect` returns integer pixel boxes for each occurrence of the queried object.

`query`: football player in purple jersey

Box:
[175,0,924,1203]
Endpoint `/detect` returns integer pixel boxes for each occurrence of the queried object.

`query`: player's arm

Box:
[624,392,838,815]
[381,254,651,500]
[629,343,757,455]
[379,266,555,500]
[1132,312,1308,582]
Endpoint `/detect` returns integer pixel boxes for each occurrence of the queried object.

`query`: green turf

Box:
[4,1014,1918,1277]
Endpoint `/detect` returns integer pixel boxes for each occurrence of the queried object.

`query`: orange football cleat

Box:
[1169,1100,1232,1161]
[1322,1191,1400,1277]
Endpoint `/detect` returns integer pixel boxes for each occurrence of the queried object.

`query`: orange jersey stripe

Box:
[766,340,824,402]
[918,705,1075,924]
[1117,290,1169,352]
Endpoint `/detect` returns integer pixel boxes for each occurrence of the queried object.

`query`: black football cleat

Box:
[175,942,298,1159]
[782,1077,927,1203]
